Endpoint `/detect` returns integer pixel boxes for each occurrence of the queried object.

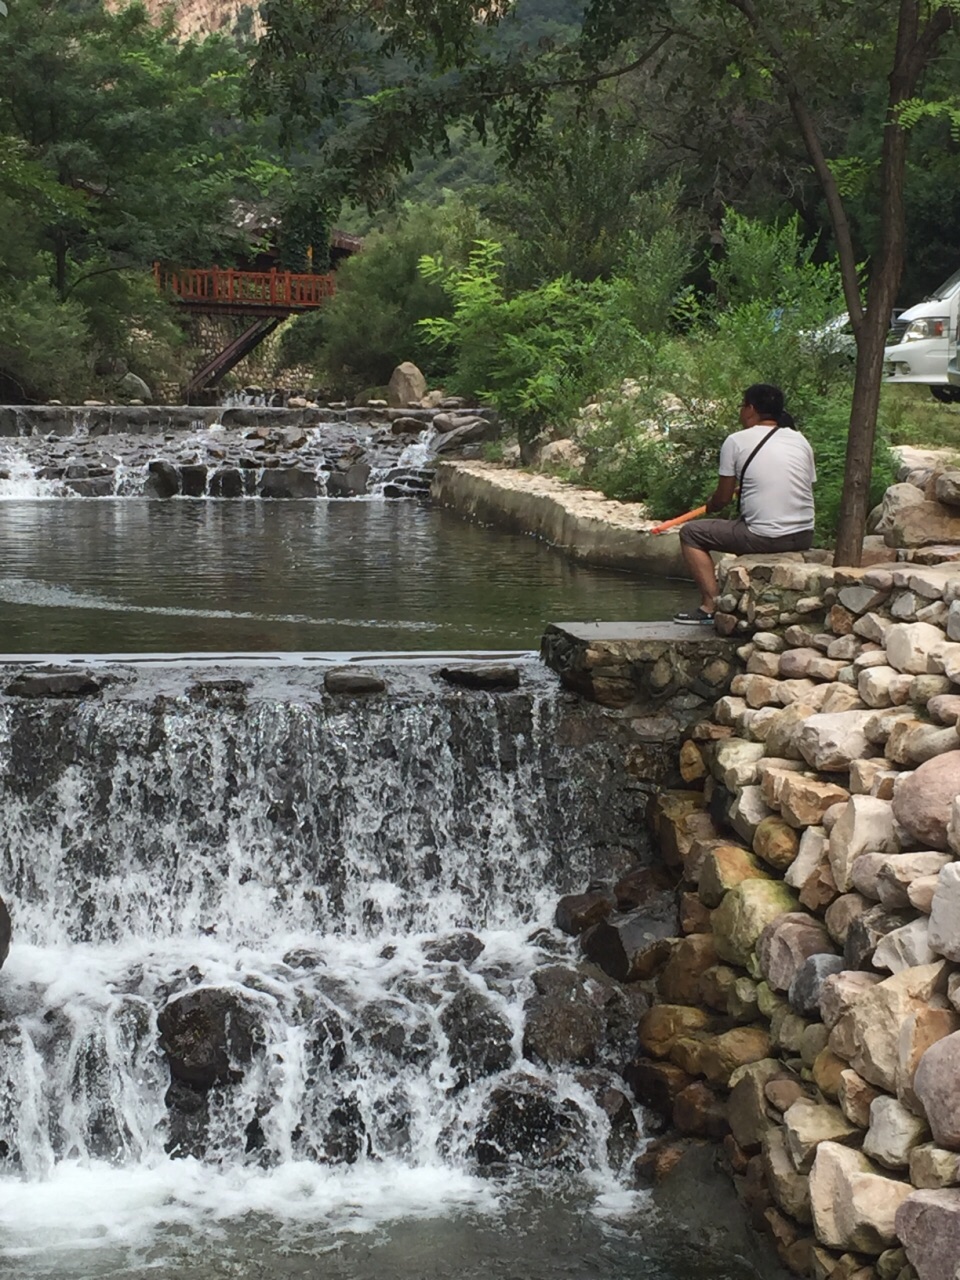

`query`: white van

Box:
[885,267,960,403]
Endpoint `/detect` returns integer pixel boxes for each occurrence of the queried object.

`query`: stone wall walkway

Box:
[430,461,687,576]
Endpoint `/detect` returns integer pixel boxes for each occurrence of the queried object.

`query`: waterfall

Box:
[0,665,655,1269]
[0,421,437,501]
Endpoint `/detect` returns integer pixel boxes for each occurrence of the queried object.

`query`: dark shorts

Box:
[679,517,814,555]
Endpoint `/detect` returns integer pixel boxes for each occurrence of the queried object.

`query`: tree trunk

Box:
[835,323,888,566]
[833,1,952,565]
[728,0,953,567]
[833,109,908,566]
[834,4,911,566]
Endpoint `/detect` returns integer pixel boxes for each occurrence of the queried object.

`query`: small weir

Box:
[0,407,775,1279]
[0,418,437,502]
[0,663,624,1267]
[0,660,776,1280]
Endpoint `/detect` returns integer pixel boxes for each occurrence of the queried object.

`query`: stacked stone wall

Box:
[561,554,960,1280]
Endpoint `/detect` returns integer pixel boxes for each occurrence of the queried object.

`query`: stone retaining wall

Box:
[558,554,960,1280]
[431,460,687,576]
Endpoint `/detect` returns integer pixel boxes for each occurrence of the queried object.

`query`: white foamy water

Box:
[0,682,660,1277]
[0,450,72,500]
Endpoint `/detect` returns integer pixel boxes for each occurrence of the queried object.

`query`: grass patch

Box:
[883,384,960,455]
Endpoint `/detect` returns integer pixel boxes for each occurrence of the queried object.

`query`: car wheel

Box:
[929,385,960,404]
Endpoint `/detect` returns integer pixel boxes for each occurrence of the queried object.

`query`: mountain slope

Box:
[131,0,261,38]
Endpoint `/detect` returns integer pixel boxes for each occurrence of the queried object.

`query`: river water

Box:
[0,499,687,655]
[0,483,778,1280]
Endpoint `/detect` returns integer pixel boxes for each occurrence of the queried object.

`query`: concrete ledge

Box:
[431,461,687,576]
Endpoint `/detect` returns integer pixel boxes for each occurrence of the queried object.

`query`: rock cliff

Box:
[120,0,262,38]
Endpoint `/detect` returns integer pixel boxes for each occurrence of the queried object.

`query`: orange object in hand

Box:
[649,504,708,535]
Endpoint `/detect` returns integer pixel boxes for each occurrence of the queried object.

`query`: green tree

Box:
[0,0,289,395]
[278,197,490,393]
[254,0,958,564]
[418,240,645,445]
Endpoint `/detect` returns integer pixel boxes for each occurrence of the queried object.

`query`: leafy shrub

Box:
[76,270,188,395]
[802,394,896,544]
[276,197,491,394]
[0,275,90,401]
[577,213,887,543]
[418,240,643,444]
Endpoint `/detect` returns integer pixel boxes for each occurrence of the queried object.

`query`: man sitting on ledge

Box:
[673,382,816,625]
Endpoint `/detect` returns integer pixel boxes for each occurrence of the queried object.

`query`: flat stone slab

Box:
[549,621,715,643]
[541,621,738,714]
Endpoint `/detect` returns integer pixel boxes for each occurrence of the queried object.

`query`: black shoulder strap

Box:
[737,426,781,514]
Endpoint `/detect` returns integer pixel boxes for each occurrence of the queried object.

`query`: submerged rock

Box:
[438,982,513,1087]
[0,895,9,968]
[157,987,266,1089]
[422,931,484,966]
[437,664,521,691]
[522,982,604,1066]
[471,1075,586,1169]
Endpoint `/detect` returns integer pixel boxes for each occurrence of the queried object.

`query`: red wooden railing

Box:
[154,263,337,310]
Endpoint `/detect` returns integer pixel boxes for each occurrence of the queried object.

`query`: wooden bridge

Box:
[154,264,337,317]
[154,263,341,401]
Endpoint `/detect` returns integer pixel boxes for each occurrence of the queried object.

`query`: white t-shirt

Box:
[718,425,816,537]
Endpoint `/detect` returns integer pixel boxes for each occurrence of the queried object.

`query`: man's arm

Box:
[704,475,737,513]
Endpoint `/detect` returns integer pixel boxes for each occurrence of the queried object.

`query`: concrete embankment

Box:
[431,460,688,577]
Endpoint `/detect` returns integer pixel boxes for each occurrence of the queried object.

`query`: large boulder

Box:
[886,500,960,548]
[259,466,321,499]
[929,863,960,962]
[874,482,926,535]
[580,898,679,983]
[863,1094,931,1169]
[829,962,948,1091]
[756,912,835,993]
[522,984,604,1067]
[438,982,513,1087]
[471,1075,586,1169]
[115,371,153,401]
[885,621,950,674]
[896,1189,960,1280]
[432,418,498,453]
[828,796,899,893]
[783,1096,860,1172]
[387,362,427,408]
[893,752,960,849]
[914,1031,960,1149]
[157,987,266,1088]
[809,1141,914,1253]
[711,879,799,970]
[798,710,877,772]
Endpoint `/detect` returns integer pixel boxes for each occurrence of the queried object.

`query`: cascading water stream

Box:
[0,419,438,502]
[0,666,686,1277]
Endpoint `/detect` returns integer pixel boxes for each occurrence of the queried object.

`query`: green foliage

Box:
[478,122,695,292]
[278,182,333,272]
[277,198,489,393]
[578,212,879,545]
[802,395,896,544]
[418,240,643,443]
[76,271,189,394]
[882,385,960,454]
[0,275,90,401]
[0,0,291,398]
[579,362,729,514]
